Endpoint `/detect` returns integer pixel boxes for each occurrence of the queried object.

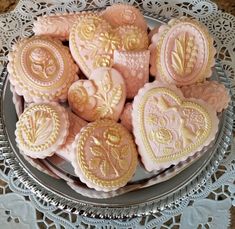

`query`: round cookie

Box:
[15,102,69,159]
[71,119,138,192]
[149,17,216,86]
[7,36,78,103]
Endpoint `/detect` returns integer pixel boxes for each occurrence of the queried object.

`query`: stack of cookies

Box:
[8,4,230,194]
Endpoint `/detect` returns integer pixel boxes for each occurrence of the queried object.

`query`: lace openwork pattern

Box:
[0,0,235,228]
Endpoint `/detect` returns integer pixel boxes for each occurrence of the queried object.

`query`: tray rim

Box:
[0,10,234,219]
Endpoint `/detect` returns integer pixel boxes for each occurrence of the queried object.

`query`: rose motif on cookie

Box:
[68,80,97,113]
[30,47,57,80]
[132,82,219,171]
[71,119,138,191]
[68,68,126,122]
[7,36,78,103]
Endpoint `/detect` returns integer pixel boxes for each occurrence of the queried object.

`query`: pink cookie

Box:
[56,111,87,162]
[148,26,159,41]
[10,84,24,117]
[7,36,78,103]
[181,81,230,112]
[113,50,150,98]
[33,12,97,40]
[68,67,126,122]
[120,103,133,132]
[71,119,138,192]
[69,15,149,78]
[115,25,149,51]
[149,17,216,86]
[101,4,148,31]
[132,81,219,171]
[15,103,69,159]
[69,15,112,78]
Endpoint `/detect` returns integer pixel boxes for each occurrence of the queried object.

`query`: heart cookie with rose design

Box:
[132,82,219,171]
[68,67,126,122]
[69,14,149,78]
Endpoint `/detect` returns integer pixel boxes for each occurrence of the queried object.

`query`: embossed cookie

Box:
[71,119,138,192]
[181,81,230,112]
[33,12,97,40]
[68,67,126,122]
[149,17,216,86]
[69,15,112,77]
[115,25,149,51]
[69,15,149,78]
[7,36,78,103]
[101,4,148,31]
[114,50,150,98]
[120,103,133,132]
[132,82,219,171]
[15,103,69,159]
[56,111,87,162]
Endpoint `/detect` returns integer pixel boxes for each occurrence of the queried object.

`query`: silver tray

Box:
[0,10,234,219]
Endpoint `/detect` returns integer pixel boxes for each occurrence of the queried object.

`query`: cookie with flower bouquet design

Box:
[149,17,216,86]
[68,67,126,122]
[71,119,138,192]
[132,81,219,171]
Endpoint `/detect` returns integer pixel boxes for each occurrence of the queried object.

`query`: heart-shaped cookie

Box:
[68,67,126,122]
[132,82,219,171]
[69,15,149,78]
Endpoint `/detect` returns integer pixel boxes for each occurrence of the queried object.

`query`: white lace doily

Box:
[0,0,235,228]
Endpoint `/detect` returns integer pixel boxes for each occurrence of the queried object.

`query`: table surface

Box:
[0,0,234,228]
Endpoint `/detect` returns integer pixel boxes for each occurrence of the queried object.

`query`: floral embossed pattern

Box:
[132,84,219,171]
[71,119,138,191]
[68,68,125,122]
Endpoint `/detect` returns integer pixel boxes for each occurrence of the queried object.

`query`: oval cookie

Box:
[7,36,78,103]
[68,67,126,122]
[15,103,69,159]
[71,119,138,192]
[149,17,216,86]
[132,82,219,171]
[181,80,230,112]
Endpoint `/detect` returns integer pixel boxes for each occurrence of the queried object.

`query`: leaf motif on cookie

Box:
[171,33,198,77]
